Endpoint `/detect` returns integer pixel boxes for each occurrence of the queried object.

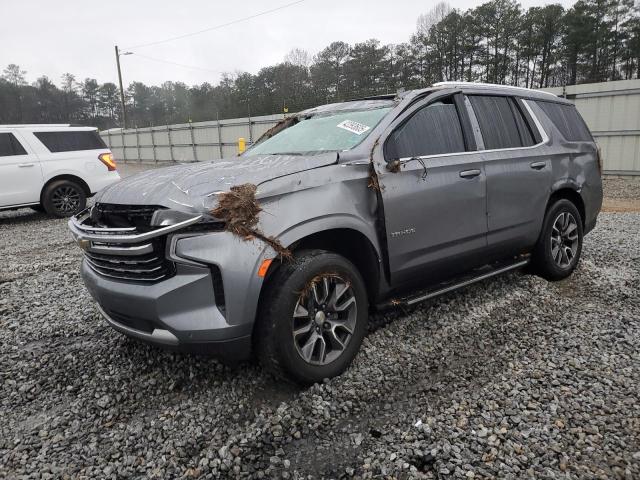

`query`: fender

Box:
[278,213,383,260]
[550,177,581,194]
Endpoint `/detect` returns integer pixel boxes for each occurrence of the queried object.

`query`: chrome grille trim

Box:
[69,211,202,244]
[88,243,154,256]
[69,206,201,283]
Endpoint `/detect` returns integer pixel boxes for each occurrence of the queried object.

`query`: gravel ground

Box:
[602,177,640,213]
[603,176,640,200]
[1,176,639,479]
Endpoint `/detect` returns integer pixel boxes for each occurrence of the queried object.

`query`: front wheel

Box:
[532,199,583,281]
[256,250,368,384]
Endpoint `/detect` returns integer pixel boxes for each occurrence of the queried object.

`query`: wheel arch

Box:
[547,184,586,227]
[257,227,382,319]
[289,228,381,301]
[40,174,91,204]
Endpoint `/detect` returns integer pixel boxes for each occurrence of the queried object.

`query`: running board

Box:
[378,258,530,309]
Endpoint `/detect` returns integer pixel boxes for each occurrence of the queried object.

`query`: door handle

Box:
[18,163,35,168]
[530,161,546,170]
[459,169,481,179]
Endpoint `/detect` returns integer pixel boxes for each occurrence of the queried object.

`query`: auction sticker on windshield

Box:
[336,120,371,135]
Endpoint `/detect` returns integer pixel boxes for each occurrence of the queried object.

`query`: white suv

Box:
[0,124,120,217]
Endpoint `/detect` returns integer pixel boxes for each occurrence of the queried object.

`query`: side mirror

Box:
[386,160,401,173]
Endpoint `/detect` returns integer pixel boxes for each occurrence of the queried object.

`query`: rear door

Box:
[28,129,112,191]
[377,93,487,286]
[0,131,43,207]
[467,94,552,254]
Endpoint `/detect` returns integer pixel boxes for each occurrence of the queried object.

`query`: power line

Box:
[125,0,309,50]
[130,53,222,74]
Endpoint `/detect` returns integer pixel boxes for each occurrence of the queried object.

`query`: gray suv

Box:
[69,82,602,384]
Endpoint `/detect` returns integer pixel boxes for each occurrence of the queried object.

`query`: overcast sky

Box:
[2,0,577,88]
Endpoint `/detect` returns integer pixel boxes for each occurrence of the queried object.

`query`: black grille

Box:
[82,204,176,283]
[91,203,165,232]
[84,237,174,282]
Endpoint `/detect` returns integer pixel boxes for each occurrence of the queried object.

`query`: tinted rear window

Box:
[34,130,107,153]
[0,133,27,156]
[534,101,592,142]
[469,95,536,149]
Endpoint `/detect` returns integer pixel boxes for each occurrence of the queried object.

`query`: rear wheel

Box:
[532,199,583,281]
[256,250,368,384]
[42,180,86,217]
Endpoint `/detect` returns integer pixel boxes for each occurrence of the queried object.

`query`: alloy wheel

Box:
[51,185,81,215]
[292,275,357,366]
[550,212,579,268]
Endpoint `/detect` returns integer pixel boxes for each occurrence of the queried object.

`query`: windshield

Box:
[247,107,392,156]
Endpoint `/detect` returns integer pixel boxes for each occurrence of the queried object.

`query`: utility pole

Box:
[115,45,129,130]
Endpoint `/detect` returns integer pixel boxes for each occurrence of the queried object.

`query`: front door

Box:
[0,131,43,207]
[376,93,488,286]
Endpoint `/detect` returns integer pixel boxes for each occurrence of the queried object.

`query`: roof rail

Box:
[0,124,72,128]
[432,81,557,98]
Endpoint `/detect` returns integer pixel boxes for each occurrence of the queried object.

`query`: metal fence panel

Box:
[101,113,284,164]
[542,79,640,175]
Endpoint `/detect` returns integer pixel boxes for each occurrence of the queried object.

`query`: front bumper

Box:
[70,209,273,362]
[82,260,253,360]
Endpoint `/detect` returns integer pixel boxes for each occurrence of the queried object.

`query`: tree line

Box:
[1,0,638,130]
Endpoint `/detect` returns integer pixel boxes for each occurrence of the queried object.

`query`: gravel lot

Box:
[1,172,639,479]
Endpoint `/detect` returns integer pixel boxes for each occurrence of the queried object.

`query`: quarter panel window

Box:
[510,100,535,146]
[469,95,528,150]
[387,102,466,159]
[34,130,107,153]
[534,101,592,142]
[0,133,27,157]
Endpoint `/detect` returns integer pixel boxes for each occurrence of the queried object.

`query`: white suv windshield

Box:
[247,107,392,156]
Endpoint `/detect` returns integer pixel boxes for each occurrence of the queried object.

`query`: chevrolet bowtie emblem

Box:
[78,239,91,251]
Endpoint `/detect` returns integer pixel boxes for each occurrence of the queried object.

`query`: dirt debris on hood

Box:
[211,183,292,260]
[386,159,401,173]
[297,272,349,300]
[368,164,383,191]
[367,137,384,191]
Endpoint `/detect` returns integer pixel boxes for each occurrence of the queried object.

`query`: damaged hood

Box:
[96,152,338,211]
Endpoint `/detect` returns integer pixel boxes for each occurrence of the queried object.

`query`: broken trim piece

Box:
[386,160,401,173]
[211,183,292,260]
[367,137,384,191]
[253,116,299,145]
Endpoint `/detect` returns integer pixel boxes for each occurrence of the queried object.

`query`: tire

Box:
[256,249,369,385]
[532,199,583,281]
[42,180,86,218]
